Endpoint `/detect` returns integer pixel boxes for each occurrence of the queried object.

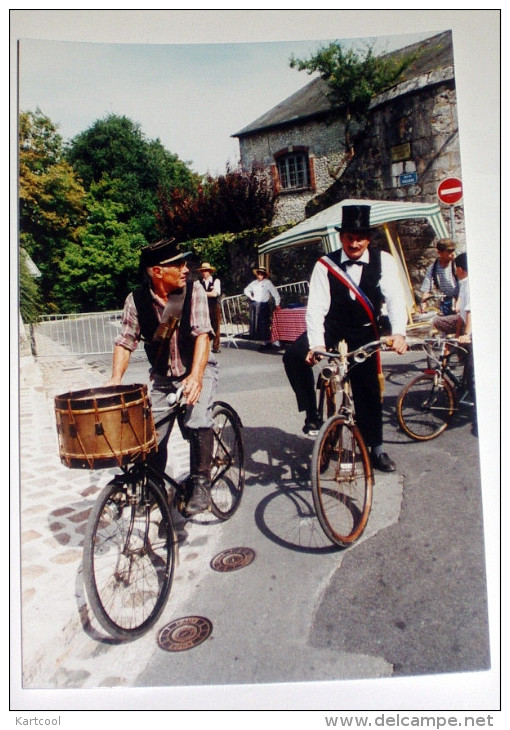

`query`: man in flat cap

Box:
[283,204,408,472]
[108,238,218,515]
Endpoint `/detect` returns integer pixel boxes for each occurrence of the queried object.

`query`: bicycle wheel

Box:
[311,416,373,547]
[210,402,245,520]
[397,372,456,441]
[83,472,175,641]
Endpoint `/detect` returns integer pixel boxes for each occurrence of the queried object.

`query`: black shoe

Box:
[258,342,273,352]
[371,451,396,472]
[184,479,211,516]
[303,419,322,437]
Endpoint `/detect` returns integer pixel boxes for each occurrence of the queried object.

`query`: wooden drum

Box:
[54,384,157,469]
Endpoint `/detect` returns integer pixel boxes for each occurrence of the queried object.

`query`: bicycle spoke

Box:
[397,372,455,440]
[210,404,244,520]
[83,477,174,641]
[311,417,372,547]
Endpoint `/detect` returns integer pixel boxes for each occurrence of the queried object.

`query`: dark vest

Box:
[200,276,217,293]
[132,283,194,376]
[322,248,383,349]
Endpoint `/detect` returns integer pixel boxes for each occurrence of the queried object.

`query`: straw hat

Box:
[253,265,269,277]
[197,262,216,273]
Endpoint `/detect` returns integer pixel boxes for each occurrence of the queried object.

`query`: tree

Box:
[157,164,277,241]
[19,109,87,310]
[66,114,200,241]
[53,188,144,312]
[290,42,417,161]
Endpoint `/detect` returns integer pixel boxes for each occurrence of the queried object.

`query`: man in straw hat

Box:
[244,265,281,351]
[283,204,408,472]
[197,262,222,353]
[107,238,218,516]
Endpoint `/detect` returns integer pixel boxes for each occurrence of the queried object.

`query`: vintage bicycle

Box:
[54,383,244,642]
[309,337,395,548]
[396,336,474,441]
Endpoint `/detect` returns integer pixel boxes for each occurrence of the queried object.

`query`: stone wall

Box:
[304,70,466,290]
[238,66,467,292]
[238,115,347,226]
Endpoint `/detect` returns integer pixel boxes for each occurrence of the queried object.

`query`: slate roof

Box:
[233,30,453,139]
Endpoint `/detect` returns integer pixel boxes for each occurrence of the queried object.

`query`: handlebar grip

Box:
[166,386,184,406]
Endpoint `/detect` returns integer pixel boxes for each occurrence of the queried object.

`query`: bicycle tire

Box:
[209,401,245,520]
[83,473,175,641]
[311,416,373,547]
[397,372,456,441]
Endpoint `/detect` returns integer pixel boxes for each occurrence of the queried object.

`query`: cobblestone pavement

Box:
[15,346,228,691]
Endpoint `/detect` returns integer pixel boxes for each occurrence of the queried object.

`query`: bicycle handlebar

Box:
[165,385,185,408]
[312,337,395,364]
[405,335,470,355]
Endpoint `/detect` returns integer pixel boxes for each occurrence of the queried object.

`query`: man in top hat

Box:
[197,262,222,353]
[283,204,408,472]
[107,238,218,515]
[244,265,281,351]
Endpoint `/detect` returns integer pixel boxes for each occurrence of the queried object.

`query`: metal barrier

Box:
[31,280,310,356]
[220,280,309,348]
[32,311,125,358]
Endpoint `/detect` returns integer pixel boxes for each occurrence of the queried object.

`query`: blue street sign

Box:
[400,172,418,186]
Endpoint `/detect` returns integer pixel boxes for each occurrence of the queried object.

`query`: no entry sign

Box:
[437,177,463,205]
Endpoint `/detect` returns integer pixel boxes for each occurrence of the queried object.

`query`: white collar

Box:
[341,249,370,265]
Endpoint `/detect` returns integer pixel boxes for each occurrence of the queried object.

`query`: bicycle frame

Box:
[422,337,470,395]
[315,338,394,423]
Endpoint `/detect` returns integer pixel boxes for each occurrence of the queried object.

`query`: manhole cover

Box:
[210,546,255,572]
[157,616,212,652]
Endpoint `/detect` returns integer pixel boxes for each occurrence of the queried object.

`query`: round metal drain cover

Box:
[210,546,255,572]
[157,616,212,652]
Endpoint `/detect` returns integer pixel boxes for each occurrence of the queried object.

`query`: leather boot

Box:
[185,428,214,515]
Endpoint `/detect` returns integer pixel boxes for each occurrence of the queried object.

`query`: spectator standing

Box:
[198,262,222,353]
[244,265,281,351]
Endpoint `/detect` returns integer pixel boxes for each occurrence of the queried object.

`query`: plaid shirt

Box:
[115,280,213,378]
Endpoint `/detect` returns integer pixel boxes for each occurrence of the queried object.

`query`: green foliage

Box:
[53,192,144,312]
[66,114,200,242]
[157,164,277,242]
[185,225,290,297]
[290,42,417,153]
[19,110,87,310]
[19,110,279,314]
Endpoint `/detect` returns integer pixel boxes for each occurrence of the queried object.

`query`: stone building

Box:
[232,30,465,283]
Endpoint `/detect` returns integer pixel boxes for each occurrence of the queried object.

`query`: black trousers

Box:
[283,331,383,448]
[249,301,271,341]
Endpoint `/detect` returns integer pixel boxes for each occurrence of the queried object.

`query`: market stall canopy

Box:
[258,198,449,326]
[258,198,448,257]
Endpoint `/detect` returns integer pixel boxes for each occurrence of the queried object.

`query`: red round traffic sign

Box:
[437,177,463,205]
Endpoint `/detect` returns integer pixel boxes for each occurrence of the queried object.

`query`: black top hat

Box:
[335,205,372,234]
[140,238,192,268]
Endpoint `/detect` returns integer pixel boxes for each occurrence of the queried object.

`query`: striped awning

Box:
[258,198,449,256]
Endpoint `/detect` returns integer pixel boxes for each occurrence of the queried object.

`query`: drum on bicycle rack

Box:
[54,383,157,469]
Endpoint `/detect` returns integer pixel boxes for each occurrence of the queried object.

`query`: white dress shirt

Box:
[306,249,408,349]
[244,278,281,306]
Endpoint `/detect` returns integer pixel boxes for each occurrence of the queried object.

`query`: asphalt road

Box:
[84,339,491,698]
